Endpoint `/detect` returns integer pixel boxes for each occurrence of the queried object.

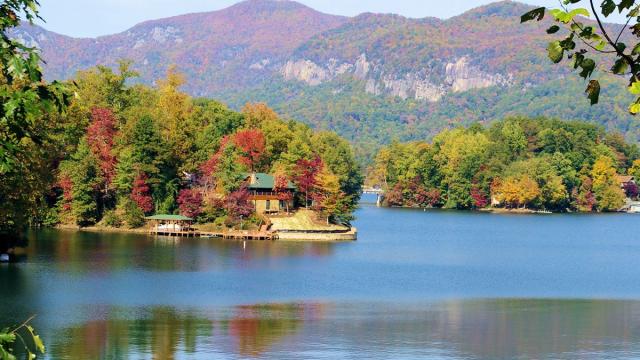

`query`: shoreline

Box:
[53,223,356,242]
[382,205,631,214]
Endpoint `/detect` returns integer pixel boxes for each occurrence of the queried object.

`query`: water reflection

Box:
[32,300,640,359]
[44,303,322,359]
[26,229,335,272]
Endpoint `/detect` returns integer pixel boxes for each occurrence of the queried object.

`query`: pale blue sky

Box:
[37,0,618,38]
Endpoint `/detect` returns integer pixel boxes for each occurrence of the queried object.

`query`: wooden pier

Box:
[146,214,277,240]
[150,229,278,241]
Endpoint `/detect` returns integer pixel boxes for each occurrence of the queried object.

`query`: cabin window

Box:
[266,200,271,210]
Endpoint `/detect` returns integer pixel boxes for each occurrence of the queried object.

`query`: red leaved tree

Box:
[131,173,154,213]
[58,175,73,211]
[178,188,203,218]
[87,108,118,187]
[470,185,489,209]
[384,183,405,207]
[273,173,293,213]
[225,185,254,221]
[233,129,265,172]
[294,155,323,208]
[624,181,639,199]
[199,136,232,191]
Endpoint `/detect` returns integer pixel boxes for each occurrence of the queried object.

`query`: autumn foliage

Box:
[131,173,154,213]
[58,175,73,212]
[225,185,254,221]
[233,129,265,171]
[177,188,203,218]
[294,155,323,207]
[87,108,118,186]
[274,173,293,212]
[470,185,489,209]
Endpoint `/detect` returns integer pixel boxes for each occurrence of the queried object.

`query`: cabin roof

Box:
[146,214,194,221]
[245,173,295,190]
[617,175,635,183]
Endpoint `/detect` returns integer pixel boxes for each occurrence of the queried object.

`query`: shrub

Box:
[102,210,122,228]
[120,199,146,228]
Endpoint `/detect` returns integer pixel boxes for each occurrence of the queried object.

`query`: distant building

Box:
[245,173,295,214]
[617,175,635,189]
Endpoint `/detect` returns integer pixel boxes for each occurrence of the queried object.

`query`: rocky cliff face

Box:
[445,57,512,92]
[279,54,512,102]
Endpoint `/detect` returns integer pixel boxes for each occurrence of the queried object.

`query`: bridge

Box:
[362,187,384,206]
[362,187,384,195]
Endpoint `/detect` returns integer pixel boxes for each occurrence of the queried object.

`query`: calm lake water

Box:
[3,194,640,359]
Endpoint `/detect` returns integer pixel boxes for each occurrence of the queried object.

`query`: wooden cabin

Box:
[617,175,636,188]
[245,173,296,214]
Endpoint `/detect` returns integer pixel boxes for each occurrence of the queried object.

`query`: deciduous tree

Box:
[233,129,266,171]
[225,185,253,221]
[591,156,625,211]
[314,167,342,224]
[294,155,323,208]
[178,189,203,219]
[87,108,118,187]
[131,173,154,214]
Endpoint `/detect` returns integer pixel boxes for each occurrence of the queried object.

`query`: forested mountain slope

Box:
[13,0,639,162]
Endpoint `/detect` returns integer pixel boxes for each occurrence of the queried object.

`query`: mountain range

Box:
[13,0,640,162]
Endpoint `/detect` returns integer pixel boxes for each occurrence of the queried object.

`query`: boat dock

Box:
[150,229,278,240]
[146,214,278,240]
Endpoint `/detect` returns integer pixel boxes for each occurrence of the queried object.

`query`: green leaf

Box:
[629,81,640,95]
[619,0,634,12]
[0,333,15,343]
[570,8,590,18]
[616,42,627,52]
[573,52,585,69]
[547,25,560,34]
[629,102,640,114]
[0,344,16,360]
[632,43,640,55]
[578,25,594,37]
[547,41,564,63]
[551,8,590,23]
[601,0,616,16]
[579,58,596,78]
[25,326,44,354]
[612,58,629,74]
[521,7,546,22]
[585,80,600,105]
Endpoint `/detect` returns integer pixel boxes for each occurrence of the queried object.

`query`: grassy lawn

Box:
[269,209,349,231]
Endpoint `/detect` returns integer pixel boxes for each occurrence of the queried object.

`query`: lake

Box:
[2,194,640,359]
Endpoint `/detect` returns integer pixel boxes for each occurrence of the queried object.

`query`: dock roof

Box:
[146,214,194,221]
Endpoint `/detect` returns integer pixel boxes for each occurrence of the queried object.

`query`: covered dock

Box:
[147,214,197,237]
[146,214,277,240]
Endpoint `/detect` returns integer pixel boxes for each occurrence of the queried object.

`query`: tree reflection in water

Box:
[25,229,335,272]
[41,300,640,359]
[47,303,324,359]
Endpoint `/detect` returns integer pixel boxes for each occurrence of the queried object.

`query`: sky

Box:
[38,0,626,38]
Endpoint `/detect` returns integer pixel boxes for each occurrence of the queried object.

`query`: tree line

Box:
[2,61,363,239]
[370,117,640,212]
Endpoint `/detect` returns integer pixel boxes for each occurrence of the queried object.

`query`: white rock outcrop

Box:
[280,54,511,101]
[281,59,329,86]
[445,57,511,92]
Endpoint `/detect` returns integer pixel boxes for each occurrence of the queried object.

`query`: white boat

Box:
[0,254,10,263]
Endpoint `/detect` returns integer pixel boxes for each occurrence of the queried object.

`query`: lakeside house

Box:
[245,173,295,214]
[617,175,635,188]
